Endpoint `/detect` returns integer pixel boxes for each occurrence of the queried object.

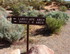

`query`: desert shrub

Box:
[29,1,40,10]
[22,9,46,17]
[11,4,25,16]
[38,1,45,10]
[0,6,8,17]
[64,2,70,9]
[59,6,67,12]
[0,0,26,7]
[45,11,69,23]
[38,11,47,17]
[44,11,69,34]
[22,10,39,17]
[45,17,64,34]
[10,3,31,16]
[0,7,24,43]
[28,1,45,10]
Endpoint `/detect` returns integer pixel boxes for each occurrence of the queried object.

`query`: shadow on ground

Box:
[0,39,11,49]
[33,27,52,36]
[21,52,26,54]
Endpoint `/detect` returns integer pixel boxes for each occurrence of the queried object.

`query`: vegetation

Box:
[10,3,30,16]
[63,2,70,9]
[45,11,69,34]
[59,6,67,12]
[23,10,69,34]
[0,6,8,17]
[45,11,69,23]
[45,17,64,34]
[23,10,39,17]
[22,9,46,17]
[51,0,65,2]
[0,7,24,43]
[28,1,45,10]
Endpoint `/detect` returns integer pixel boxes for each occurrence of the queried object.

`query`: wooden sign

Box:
[11,16,46,54]
[12,16,46,25]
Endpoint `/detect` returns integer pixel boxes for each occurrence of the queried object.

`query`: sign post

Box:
[27,23,29,53]
[12,16,46,54]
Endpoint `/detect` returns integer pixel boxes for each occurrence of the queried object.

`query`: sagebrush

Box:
[0,7,24,43]
[45,11,69,23]
[45,17,64,34]
[59,6,67,12]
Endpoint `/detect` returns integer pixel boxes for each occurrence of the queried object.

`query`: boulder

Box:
[28,45,54,54]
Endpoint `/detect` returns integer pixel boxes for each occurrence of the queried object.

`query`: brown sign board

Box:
[12,16,46,25]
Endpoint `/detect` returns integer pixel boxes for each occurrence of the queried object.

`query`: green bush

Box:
[45,11,69,23]
[0,7,24,43]
[45,18,64,34]
[38,11,47,17]
[44,11,69,34]
[10,3,31,16]
[23,10,39,17]
[28,1,45,10]
[22,9,46,17]
[64,2,70,9]
[59,6,67,12]
[0,6,8,17]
